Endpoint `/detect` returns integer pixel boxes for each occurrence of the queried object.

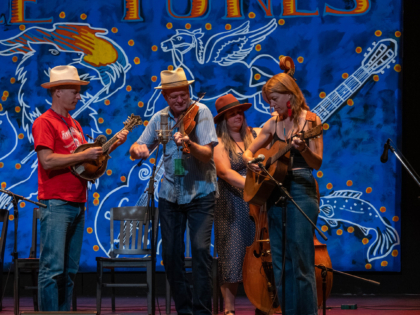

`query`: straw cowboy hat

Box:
[214,94,251,123]
[41,65,89,89]
[155,67,194,90]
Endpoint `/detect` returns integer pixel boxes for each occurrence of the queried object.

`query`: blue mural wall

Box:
[0,0,402,272]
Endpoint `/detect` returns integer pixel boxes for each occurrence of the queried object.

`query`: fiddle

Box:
[136,93,205,167]
[173,92,205,153]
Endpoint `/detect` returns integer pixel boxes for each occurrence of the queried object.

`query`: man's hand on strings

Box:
[130,143,150,160]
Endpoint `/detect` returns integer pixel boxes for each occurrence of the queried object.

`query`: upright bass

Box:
[242,57,333,313]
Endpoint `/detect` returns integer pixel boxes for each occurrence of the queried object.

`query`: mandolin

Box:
[244,124,323,205]
[72,114,143,181]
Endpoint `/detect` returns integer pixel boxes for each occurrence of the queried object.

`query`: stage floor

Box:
[3,295,420,314]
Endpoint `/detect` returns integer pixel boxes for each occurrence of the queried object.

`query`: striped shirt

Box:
[136,102,218,204]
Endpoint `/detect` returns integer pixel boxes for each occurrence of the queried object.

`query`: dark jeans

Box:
[159,192,215,315]
[267,169,318,315]
[38,199,85,311]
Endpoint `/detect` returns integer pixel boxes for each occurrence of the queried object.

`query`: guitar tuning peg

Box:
[381,71,384,74]
[372,42,376,45]
[364,53,367,57]
[392,59,396,63]
[367,48,372,52]
[387,65,390,69]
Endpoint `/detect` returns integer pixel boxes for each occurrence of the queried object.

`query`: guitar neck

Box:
[272,142,294,162]
[102,128,127,152]
[312,66,371,123]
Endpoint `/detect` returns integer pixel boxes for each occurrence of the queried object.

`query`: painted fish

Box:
[319,190,400,262]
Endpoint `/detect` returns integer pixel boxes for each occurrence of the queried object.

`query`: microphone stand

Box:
[387,142,420,188]
[0,189,46,262]
[141,131,166,315]
[314,264,380,315]
[257,163,328,315]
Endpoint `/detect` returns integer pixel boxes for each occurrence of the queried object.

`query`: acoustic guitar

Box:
[71,114,143,181]
[244,124,323,205]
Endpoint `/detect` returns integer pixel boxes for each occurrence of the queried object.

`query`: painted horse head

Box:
[161,28,204,57]
[0,23,131,141]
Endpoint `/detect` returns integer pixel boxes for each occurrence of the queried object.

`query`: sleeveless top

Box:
[272,111,318,169]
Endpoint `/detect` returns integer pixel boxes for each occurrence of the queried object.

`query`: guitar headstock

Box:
[123,113,143,131]
[362,39,398,75]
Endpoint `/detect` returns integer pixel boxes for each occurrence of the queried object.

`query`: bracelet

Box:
[299,145,308,153]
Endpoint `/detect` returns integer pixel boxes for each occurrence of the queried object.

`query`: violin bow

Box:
[171,92,206,131]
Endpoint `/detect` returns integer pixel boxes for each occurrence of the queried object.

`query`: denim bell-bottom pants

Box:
[267,168,319,315]
[38,199,85,311]
[159,192,215,315]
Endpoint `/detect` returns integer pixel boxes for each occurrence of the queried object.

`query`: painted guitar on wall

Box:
[313,38,398,122]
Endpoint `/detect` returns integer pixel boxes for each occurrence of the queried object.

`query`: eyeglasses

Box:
[167,93,189,101]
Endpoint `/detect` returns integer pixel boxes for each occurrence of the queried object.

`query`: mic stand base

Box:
[314,264,380,315]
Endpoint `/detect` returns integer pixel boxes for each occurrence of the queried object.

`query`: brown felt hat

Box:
[214,94,251,123]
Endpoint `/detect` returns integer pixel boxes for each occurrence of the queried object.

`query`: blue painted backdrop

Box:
[0,0,402,272]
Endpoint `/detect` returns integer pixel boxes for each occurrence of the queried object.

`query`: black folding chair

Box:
[96,206,159,315]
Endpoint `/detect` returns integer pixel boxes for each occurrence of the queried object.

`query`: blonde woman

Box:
[243,73,323,315]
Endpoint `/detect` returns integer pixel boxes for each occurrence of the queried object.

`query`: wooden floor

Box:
[2,295,419,314]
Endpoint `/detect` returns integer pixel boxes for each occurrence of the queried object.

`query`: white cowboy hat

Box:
[41,65,89,89]
[155,67,194,90]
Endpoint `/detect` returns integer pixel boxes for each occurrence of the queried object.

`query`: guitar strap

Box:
[305,111,321,205]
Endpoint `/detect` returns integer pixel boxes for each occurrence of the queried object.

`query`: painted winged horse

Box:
[145,19,279,117]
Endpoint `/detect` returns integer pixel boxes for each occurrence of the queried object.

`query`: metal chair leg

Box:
[14,261,19,315]
[111,268,116,312]
[96,261,103,315]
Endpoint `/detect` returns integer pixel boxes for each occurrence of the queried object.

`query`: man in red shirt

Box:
[32,65,128,311]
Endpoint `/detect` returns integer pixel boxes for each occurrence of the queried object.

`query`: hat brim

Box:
[214,103,252,123]
[41,80,89,89]
[154,80,195,90]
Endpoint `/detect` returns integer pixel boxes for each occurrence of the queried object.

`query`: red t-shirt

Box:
[33,109,87,203]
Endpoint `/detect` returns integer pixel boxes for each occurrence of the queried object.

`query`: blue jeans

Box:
[267,169,318,315]
[159,192,215,315]
[38,199,85,311]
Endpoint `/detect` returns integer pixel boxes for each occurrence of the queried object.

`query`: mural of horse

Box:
[145,19,279,117]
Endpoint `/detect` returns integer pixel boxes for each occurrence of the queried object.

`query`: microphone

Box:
[160,112,169,154]
[248,154,265,164]
[380,139,390,163]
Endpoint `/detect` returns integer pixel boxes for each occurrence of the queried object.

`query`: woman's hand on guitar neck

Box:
[292,135,307,153]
